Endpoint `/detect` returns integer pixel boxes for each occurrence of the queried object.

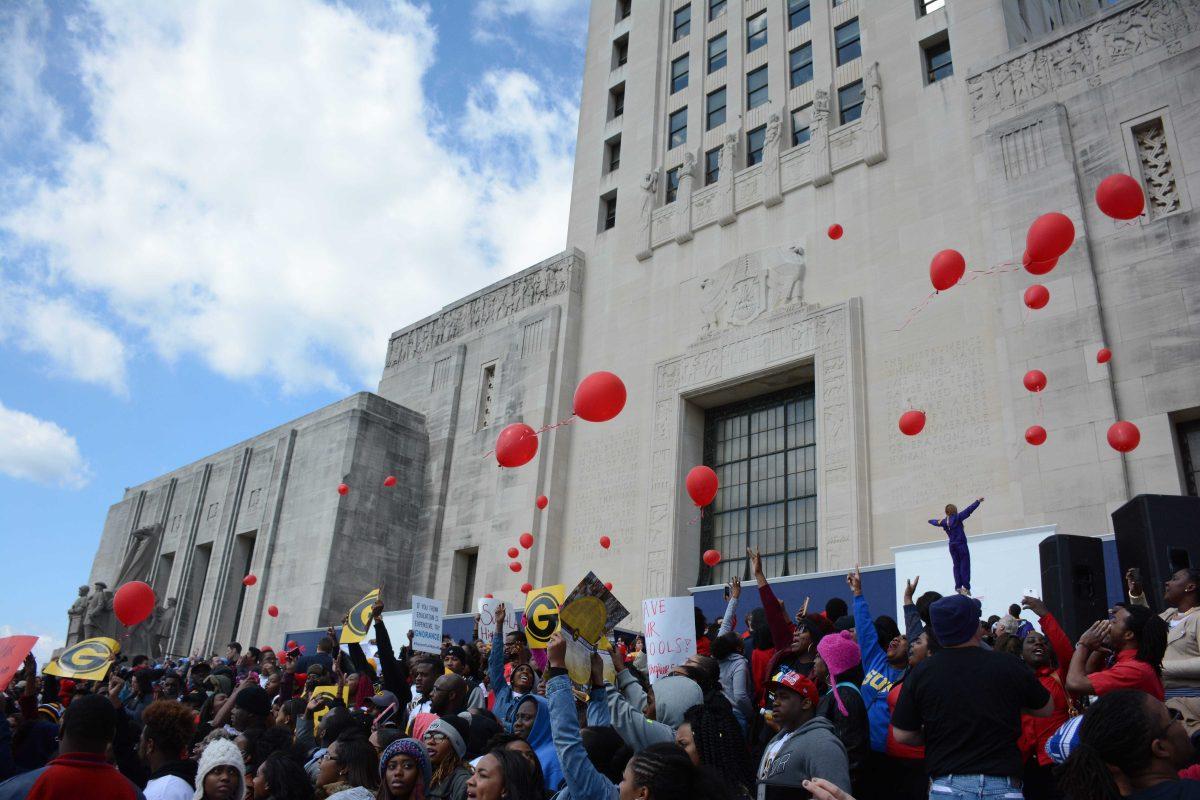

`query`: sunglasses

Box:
[423,732,448,743]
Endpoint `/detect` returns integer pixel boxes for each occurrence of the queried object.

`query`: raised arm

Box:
[371,599,410,703]
[1125,568,1151,609]
[849,567,884,664]
[546,635,619,800]
[751,547,794,649]
[487,604,508,693]
[957,498,983,522]
[1024,596,1073,681]
[1065,620,1109,695]
[718,578,741,637]
[902,576,924,640]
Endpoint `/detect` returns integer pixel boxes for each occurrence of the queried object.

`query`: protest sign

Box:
[642,596,696,683]
[477,597,518,642]
[0,636,38,691]
[410,596,444,654]
[44,637,120,681]
[560,572,628,645]
[340,588,380,645]
[524,584,565,649]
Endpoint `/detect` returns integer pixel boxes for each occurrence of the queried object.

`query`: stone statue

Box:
[66,585,89,646]
[862,63,886,166]
[149,597,178,658]
[762,113,783,206]
[811,89,832,186]
[115,525,160,588]
[636,168,661,261]
[81,581,114,641]
[718,131,738,226]
[769,245,806,307]
[675,150,697,244]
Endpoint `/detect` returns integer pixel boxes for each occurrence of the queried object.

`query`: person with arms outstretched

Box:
[929,498,983,593]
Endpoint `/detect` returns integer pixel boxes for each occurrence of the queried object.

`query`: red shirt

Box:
[1019,613,1077,766]
[1090,649,1165,700]
[885,682,924,760]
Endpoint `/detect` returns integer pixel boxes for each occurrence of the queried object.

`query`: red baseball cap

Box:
[766,671,818,704]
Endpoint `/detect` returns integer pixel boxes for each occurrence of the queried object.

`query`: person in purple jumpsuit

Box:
[929,497,984,593]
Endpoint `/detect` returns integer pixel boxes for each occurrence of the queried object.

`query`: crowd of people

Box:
[2,553,1199,800]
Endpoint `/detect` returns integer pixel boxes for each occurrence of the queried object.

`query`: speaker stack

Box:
[1112,494,1200,610]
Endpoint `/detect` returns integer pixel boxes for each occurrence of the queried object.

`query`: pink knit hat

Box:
[816,630,861,716]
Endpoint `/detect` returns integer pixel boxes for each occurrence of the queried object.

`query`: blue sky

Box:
[0,0,586,659]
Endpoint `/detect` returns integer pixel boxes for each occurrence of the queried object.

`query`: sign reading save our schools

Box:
[642,596,696,683]
[477,597,518,642]
[410,596,444,655]
[524,584,565,649]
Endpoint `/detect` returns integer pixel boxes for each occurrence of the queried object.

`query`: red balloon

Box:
[1025,425,1047,446]
[1097,347,1112,364]
[1023,284,1050,310]
[898,410,926,436]
[1026,212,1075,263]
[703,549,722,567]
[1107,421,1141,453]
[509,561,522,573]
[827,223,843,240]
[685,466,719,507]
[383,475,397,487]
[1096,174,1144,220]
[1023,369,1047,393]
[930,249,966,292]
[604,582,614,591]
[1022,251,1058,276]
[337,483,349,496]
[113,581,156,626]
[574,371,627,422]
[287,640,298,649]
[495,423,538,468]
[268,605,279,618]
[519,532,534,549]
[599,535,611,549]
[535,495,549,510]
[242,574,257,587]
[484,593,494,599]
[520,583,533,593]
[507,547,519,559]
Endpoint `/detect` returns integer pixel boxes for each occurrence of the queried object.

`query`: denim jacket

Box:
[547,674,620,800]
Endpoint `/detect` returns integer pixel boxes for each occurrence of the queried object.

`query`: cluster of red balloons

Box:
[495,372,628,469]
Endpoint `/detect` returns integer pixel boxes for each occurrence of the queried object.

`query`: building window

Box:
[1180,419,1200,496]
[838,80,864,124]
[924,37,953,83]
[669,107,688,148]
[606,135,621,172]
[451,548,479,614]
[747,125,767,166]
[700,386,818,584]
[666,166,681,203]
[788,0,811,29]
[601,192,617,231]
[746,11,768,53]
[791,106,811,146]
[609,84,625,119]
[671,55,689,94]
[789,43,813,88]
[705,147,721,185]
[835,19,861,66]
[477,363,497,429]
[709,0,726,20]
[673,4,691,41]
[617,0,631,20]
[708,33,727,73]
[706,87,726,130]
[1132,116,1184,219]
[613,35,629,68]
[746,66,768,110]
[918,0,945,15]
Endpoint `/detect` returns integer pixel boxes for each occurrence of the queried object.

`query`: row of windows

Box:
[673,0,827,45]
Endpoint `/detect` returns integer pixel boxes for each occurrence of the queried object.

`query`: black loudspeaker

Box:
[1040,534,1109,641]
[1113,494,1200,610]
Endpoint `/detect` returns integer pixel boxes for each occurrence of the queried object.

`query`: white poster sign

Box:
[411,596,444,655]
[477,597,519,642]
[642,596,696,683]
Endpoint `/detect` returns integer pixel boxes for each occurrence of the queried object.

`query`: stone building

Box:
[83,0,1200,654]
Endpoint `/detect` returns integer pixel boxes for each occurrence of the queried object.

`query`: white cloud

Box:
[474,0,590,44]
[2,0,578,393]
[0,3,63,152]
[0,400,91,488]
[23,296,129,395]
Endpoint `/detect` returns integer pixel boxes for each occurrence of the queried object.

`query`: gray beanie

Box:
[650,675,703,729]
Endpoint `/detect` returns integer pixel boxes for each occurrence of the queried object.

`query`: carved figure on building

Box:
[762,114,783,206]
[861,63,886,166]
[148,597,178,658]
[636,168,660,261]
[811,90,833,187]
[676,151,697,244]
[82,581,114,640]
[116,524,160,589]
[718,131,739,226]
[697,243,810,336]
[66,585,89,646]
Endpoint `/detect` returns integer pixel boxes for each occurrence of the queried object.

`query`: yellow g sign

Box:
[340,589,380,645]
[524,584,565,649]
[45,637,120,680]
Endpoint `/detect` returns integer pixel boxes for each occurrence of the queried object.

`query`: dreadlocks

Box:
[1121,604,1168,676]
[1058,690,1159,800]
[682,696,755,795]
[627,742,728,800]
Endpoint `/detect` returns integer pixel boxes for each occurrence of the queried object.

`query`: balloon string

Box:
[894,260,1023,331]
[483,415,578,460]
[894,292,936,332]
[686,506,706,527]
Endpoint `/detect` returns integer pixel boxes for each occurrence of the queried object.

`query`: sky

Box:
[0,0,587,662]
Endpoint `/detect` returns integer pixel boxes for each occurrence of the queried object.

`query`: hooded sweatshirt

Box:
[607,671,702,752]
[0,753,145,800]
[517,694,565,792]
[852,595,905,752]
[756,716,852,797]
[144,760,197,800]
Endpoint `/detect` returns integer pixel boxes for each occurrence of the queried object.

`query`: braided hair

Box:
[485,747,546,800]
[626,742,729,800]
[1059,690,1164,800]
[682,697,755,795]
[1120,604,1168,676]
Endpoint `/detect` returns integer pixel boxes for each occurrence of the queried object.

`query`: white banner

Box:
[642,596,696,683]
[477,597,518,642]
[411,596,444,655]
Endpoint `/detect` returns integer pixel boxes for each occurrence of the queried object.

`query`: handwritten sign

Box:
[0,636,38,691]
[411,596,444,655]
[477,597,518,642]
[642,596,696,683]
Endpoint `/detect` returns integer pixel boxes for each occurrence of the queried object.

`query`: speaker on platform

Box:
[1113,494,1200,611]
[1039,534,1109,641]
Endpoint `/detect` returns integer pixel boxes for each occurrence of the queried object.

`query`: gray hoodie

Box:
[756,716,851,798]
[607,671,702,752]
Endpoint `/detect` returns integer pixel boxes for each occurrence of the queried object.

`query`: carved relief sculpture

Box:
[66,585,89,646]
[1135,119,1182,216]
[696,244,809,337]
[675,150,697,244]
[718,131,738,226]
[762,114,784,207]
[636,168,660,261]
[811,90,833,187]
[81,581,114,640]
[149,597,178,658]
[862,63,886,166]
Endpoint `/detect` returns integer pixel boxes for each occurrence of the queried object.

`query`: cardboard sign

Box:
[340,588,380,645]
[642,596,696,683]
[411,596,444,655]
[560,571,629,645]
[524,584,565,649]
[477,597,518,642]
[44,637,120,681]
[0,636,38,691]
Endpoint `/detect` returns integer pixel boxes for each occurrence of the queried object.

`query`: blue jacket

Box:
[928,499,981,544]
[547,674,619,800]
[853,595,905,753]
[488,628,525,729]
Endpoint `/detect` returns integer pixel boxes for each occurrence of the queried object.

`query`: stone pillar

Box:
[635,168,660,262]
[762,113,783,206]
[812,89,833,187]
[862,63,886,166]
[675,150,696,244]
[718,132,738,226]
